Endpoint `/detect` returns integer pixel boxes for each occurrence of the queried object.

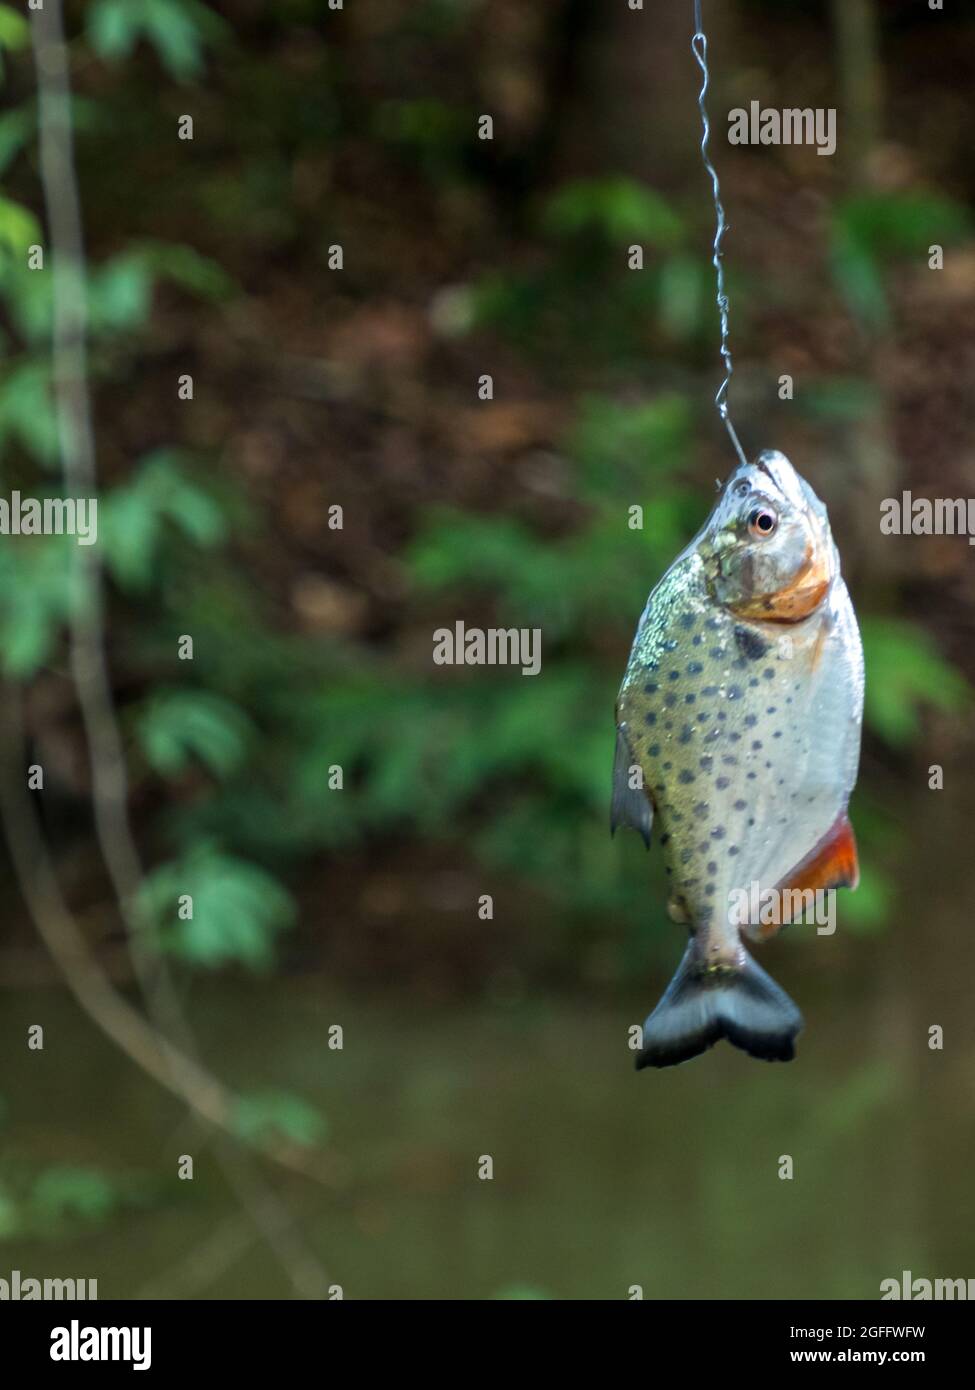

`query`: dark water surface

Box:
[2,939,972,1299]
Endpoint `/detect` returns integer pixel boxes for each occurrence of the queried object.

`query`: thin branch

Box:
[0,685,336,1197]
[24,1,336,1297]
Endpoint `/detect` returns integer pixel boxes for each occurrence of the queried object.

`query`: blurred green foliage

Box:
[468,177,715,366]
[831,192,972,330]
[0,3,970,993]
[0,1162,142,1241]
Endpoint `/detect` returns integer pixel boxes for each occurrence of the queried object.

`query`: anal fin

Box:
[611,727,653,849]
[749,811,859,941]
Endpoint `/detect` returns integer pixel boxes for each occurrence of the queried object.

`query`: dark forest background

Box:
[0,0,972,1299]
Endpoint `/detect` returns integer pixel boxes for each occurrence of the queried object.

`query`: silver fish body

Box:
[614,451,864,1067]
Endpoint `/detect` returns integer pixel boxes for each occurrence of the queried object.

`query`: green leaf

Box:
[88,253,153,333]
[0,109,34,176]
[0,197,40,261]
[100,450,227,591]
[30,1166,119,1224]
[0,538,74,677]
[87,0,140,62]
[861,616,969,747]
[232,1091,327,1148]
[0,361,60,463]
[87,0,228,83]
[0,4,29,53]
[139,847,296,969]
[136,689,253,778]
[135,240,235,300]
[542,177,684,248]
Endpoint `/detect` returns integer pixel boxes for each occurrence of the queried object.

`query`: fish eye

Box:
[747,506,778,538]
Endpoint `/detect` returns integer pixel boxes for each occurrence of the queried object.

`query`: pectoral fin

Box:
[611,727,653,849]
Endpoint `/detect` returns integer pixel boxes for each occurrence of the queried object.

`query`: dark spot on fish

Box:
[744,714,757,728]
[721,755,738,766]
[679,725,694,744]
[645,712,657,725]
[663,640,679,652]
[766,706,777,715]
[728,846,740,857]
[680,848,693,864]
[665,692,678,707]
[707,860,718,874]
[705,729,722,743]
[668,670,680,682]
[717,711,727,722]
[709,648,724,660]
[752,740,763,750]
[706,617,721,630]
[697,839,709,853]
[664,720,673,730]
[687,661,703,675]
[710,826,726,840]
[786,697,793,705]
[705,883,716,896]
[715,776,730,790]
[647,743,660,756]
[727,685,744,701]
[678,770,695,784]
[734,625,770,661]
[644,682,659,694]
[671,811,684,823]
[734,799,747,811]
[747,817,755,827]
[659,833,670,845]
[729,732,741,743]
[747,771,757,780]
[749,678,759,688]
[699,756,714,771]
[692,634,702,646]
[763,668,775,681]
[702,685,719,697]
[679,612,696,630]
[773,730,782,739]
[685,693,696,704]
[697,713,710,723]
[663,761,672,770]
[665,866,672,875]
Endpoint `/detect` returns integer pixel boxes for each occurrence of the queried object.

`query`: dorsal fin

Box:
[611,728,653,849]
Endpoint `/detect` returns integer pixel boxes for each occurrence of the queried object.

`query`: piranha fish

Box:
[614,450,863,1068]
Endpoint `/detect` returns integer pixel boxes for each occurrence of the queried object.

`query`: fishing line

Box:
[692,0,748,469]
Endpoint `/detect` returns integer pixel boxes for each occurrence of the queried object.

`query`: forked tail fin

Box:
[636,938,803,1069]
